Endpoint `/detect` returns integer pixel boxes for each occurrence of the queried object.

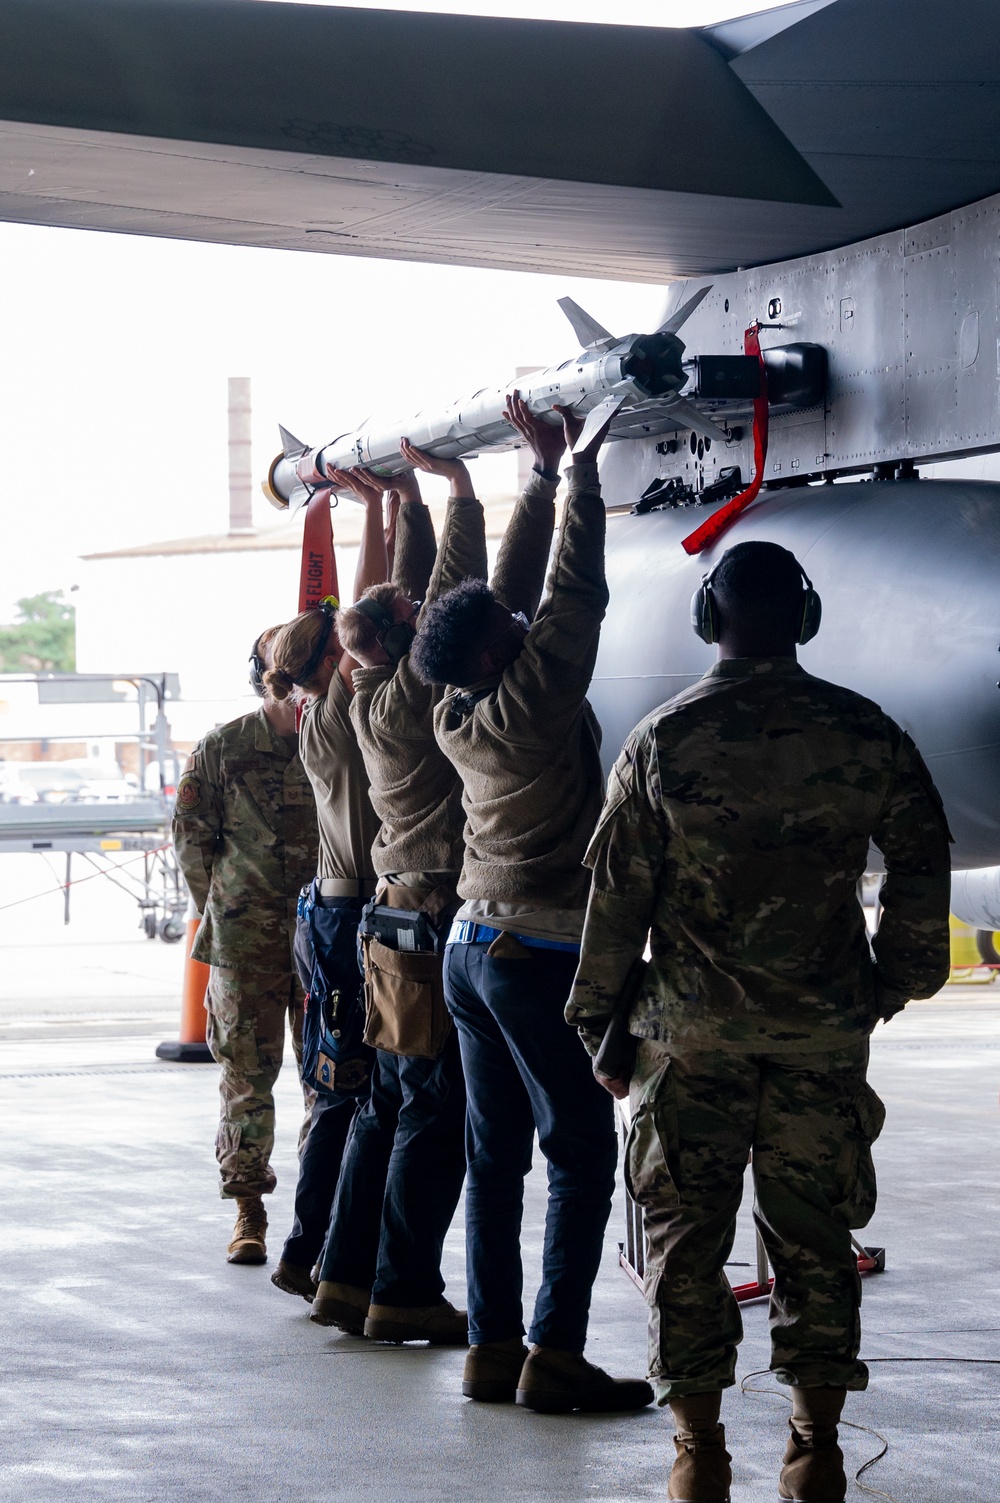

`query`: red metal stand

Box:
[616,1109,886,1296]
[728,1234,885,1304]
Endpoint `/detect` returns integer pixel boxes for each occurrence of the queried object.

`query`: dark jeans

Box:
[443,940,617,1351]
[282,894,368,1270]
[319,1030,467,1306]
[281,1089,358,1270]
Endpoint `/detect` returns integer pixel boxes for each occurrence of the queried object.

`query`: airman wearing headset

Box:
[568,539,951,1503]
[171,624,319,1268]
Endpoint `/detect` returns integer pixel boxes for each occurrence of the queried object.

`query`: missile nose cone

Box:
[262,453,290,511]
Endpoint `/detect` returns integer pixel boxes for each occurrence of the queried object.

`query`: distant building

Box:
[76,497,518,753]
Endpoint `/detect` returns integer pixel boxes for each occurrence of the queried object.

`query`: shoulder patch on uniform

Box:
[176,775,202,812]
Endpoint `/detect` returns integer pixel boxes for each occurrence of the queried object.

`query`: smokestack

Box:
[228,376,255,535]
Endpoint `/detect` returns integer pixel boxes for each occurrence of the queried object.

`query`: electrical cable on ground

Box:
[0,846,168,914]
[741,1358,1000,1501]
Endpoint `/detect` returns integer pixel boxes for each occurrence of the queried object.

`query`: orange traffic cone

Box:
[156,900,214,1062]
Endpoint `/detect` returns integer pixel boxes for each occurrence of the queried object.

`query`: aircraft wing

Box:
[0,0,996,280]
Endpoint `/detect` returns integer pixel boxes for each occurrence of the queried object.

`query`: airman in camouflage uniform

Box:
[172,686,318,1264]
[568,541,951,1502]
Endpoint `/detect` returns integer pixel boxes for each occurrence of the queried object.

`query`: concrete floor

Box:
[1,879,998,1503]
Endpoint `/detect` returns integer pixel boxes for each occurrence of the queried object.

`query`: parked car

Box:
[61,760,141,803]
[0,760,140,806]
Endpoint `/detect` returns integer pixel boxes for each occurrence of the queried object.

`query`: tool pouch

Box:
[298,881,373,1098]
[360,883,457,1060]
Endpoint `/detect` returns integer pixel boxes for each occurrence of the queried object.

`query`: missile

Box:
[262,286,733,510]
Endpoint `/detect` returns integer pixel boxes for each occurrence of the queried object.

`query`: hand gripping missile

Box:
[263,287,720,510]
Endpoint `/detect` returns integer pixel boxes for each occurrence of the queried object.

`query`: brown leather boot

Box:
[270,1259,318,1302]
[365,1300,468,1345]
[778,1387,847,1502]
[226,1197,267,1264]
[668,1392,732,1502]
[515,1346,654,1413]
[310,1281,371,1334]
[462,1338,529,1402]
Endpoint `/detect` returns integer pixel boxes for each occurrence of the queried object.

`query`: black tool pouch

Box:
[299,882,373,1098]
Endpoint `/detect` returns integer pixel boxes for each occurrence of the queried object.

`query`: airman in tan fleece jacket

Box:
[433,460,608,924]
[349,492,486,881]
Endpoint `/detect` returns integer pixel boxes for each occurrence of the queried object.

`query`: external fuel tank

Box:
[590,476,1000,871]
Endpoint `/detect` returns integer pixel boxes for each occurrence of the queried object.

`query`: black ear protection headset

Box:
[690,557,822,646]
[294,597,339,685]
[248,635,267,698]
[352,596,416,665]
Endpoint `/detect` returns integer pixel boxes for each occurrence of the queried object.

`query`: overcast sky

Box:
[0,0,755,622]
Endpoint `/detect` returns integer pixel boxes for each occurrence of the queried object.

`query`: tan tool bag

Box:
[361,883,455,1060]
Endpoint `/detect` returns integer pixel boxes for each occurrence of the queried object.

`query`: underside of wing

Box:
[0,0,996,280]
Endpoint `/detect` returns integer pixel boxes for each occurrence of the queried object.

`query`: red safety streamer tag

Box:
[681,324,769,556]
[298,487,340,613]
[295,488,340,730]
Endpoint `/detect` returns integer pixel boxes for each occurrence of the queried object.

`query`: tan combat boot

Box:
[226,1197,267,1265]
[668,1392,732,1502]
[365,1300,468,1345]
[310,1281,371,1334]
[462,1337,529,1402]
[778,1387,848,1503]
[516,1346,654,1413]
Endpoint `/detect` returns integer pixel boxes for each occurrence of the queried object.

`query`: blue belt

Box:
[446,919,580,954]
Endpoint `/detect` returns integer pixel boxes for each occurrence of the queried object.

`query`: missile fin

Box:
[558,297,615,349]
[662,398,729,444]
[288,483,314,513]
[279,424,308,459]
[572,393,629,455]
[656,285,713,336]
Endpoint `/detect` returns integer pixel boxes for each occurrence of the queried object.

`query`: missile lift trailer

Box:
[0,802,187,943]
[0,673,187,943]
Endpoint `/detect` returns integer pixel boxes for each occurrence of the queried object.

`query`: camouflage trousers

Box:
[627,1038,885,1402]
[206,968,315,1200]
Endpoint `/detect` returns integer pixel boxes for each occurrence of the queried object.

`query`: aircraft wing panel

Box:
[0,0,998,280]
[0,0,832,205]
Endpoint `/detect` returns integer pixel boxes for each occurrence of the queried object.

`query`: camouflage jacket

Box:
[568,657,952,1054]
[172,709,318,971]
[434,463,608,908]
[351,494,488,878]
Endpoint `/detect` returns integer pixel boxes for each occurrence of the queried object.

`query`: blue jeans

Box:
[281,1090,358,1270]
[281,894,369,1269]
[319,1031,467,1305]
[443,940,617,1351]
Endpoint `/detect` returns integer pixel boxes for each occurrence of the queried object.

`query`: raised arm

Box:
[401,440,488,606]
[497,409,613,730]
[871,727,953,1020]
[384,489,400,578]
[391,488,438,603]
[490,393,565,619]
[325,464,395,686]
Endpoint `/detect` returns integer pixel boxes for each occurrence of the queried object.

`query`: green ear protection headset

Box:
[248,635,267,698]
[352,595,417,664]
[690,557,822,646]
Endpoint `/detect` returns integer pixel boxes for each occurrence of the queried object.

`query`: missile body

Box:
[265,329,689,510]
[263,289,732,510]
